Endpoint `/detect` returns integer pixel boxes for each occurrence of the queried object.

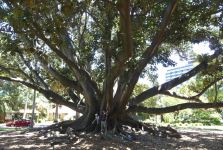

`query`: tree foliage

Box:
[0,81,24,112]
[0,0,222,131]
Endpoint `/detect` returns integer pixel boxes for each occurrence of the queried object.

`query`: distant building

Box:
[165,58,195,82]
[4,109,40,122]
[47,104,79,122]
[3,104,78,123]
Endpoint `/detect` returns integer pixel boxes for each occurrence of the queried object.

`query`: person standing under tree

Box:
[100,110,107,136]
[95,113,100,125]
[92,113,100,132]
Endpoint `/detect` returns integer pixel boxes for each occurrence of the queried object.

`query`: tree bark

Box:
[118,0,178,110]
[128,102,223,114]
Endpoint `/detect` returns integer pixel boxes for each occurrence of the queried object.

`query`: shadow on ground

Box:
[0,128,223,150]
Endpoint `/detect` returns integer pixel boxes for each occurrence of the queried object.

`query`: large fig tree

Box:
[0,0,222,132]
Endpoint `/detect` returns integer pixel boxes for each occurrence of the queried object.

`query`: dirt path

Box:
[0,127,223,150]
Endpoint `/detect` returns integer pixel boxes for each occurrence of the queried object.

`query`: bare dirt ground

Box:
[0,127,223,150]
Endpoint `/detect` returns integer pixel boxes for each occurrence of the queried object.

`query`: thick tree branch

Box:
[160,91,202,102]
[128,102,223,114]
[25,47,82,93]
[77,13,88,53]
[17,50,49,89]
[0,76,84,113]
[193,77,223,98]
[4,2,100,110]
[119,0,178,109]
[131,48,223,105]
[29,21,100,104]
[101,1,115,110]
[67,89,85,109]
[0,65,15,77]
[110,0,133,80]
[132,0,178,75]
[12,33,82,93]
[0,64,34,83]
[117,0,133,57]
[160,77,223,102]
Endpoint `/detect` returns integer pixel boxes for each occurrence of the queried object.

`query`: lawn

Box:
[0,127,27,132]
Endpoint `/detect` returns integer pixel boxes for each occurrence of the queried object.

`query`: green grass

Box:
[0,127,26,132]
[0,128,16,132]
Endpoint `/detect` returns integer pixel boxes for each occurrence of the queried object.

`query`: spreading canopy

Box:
[0,0,223,130]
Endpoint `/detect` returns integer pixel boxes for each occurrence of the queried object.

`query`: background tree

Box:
[0,81,24,111]
[0,0,222,134]
[0,81,25,121]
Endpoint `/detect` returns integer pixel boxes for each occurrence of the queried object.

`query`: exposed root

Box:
[141,123,181,138]
[120,117,181,138]
[23,116,181,140]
